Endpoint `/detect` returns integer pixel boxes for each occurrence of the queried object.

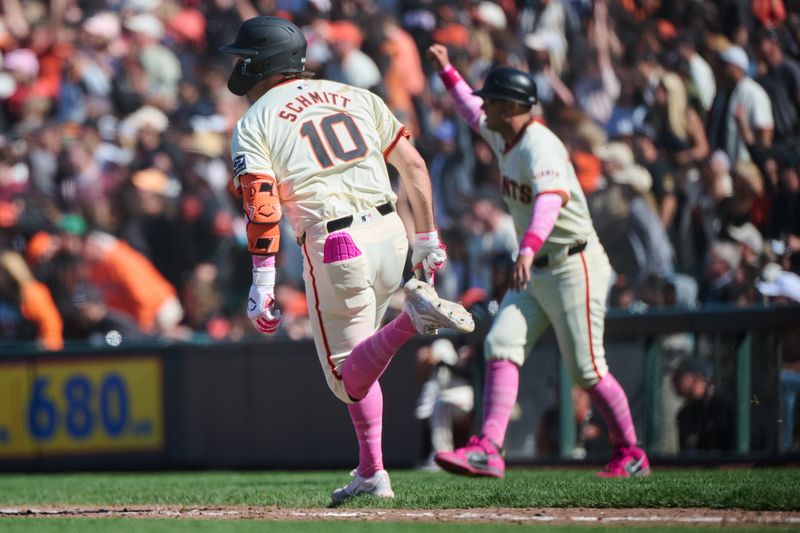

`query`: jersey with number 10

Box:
[230,78,409,237]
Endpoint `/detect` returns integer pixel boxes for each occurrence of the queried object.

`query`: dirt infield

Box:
[2,506,800,525]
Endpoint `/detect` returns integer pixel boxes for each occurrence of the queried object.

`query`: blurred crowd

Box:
[1,0,800,350]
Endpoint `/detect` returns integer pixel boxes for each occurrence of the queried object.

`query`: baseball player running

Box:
[221,17,474,504]
[427,44,649,478]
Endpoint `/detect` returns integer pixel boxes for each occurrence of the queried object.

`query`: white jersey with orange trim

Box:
[477,115,612,389]
[231,78,408,237]
[477,117,596,256]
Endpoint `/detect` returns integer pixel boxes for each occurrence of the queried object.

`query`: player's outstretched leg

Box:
[403,278,475,335]
[342,279,474,400]
[587,372,650,478]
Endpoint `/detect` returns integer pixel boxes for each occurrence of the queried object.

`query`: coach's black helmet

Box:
[473,67,538,107]
[220,16,307,96]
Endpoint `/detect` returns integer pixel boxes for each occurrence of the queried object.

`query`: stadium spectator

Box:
[116,167,184,288]
[765,152,800,271]
[466,195,518,296]
[537,385,608,458]
[573,0,620,127]
[82,230,186,337]
[376,14,426,138]
[644,72,710,171]
[590,162,675,290]
[70,281,144,346]
[701,239,748,304]
[180,262,230,340]
[524,30,573,109]
[0,250,62,350]
[414,338,475,470]
[323,20,383,92]
[671,357,735,453]
[631,123,678,230]
[726,221,766,287]
[122,13,182,110]
[755,29,800,157]
[426,118,475,232]
[707,45,774,165]
[727,160,768,230]
[676,33,716,114]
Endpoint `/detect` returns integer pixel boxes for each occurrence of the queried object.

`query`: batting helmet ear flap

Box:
[228,58,266,96]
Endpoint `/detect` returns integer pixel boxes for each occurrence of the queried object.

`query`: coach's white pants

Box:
[485,238,611,388]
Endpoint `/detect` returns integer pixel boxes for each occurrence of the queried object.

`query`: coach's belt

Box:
[533,241,587,269]
[297,202,395,245]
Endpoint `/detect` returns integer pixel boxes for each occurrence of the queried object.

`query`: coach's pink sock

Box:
[343,313,417,400]
[347,381,384,478]
[481,359,520,448]
[586,372,637,448]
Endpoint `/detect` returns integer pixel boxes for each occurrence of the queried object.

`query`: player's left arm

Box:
[513,146,569,291]
[240,173,281,256]
[513,193,563,291]
[230,119,284,335]
[387,137,446,283]
[239,172,282,335]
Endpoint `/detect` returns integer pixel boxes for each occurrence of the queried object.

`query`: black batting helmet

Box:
[473,67,538,107]
[220,16,307,96]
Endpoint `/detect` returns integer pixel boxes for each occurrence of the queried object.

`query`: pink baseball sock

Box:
[586,372,638,448]
[347,381,384,478]
[342,312,417,400]
[481,359,520,448]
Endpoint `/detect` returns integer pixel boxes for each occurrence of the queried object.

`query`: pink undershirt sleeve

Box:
[438,64,485,133]
[518,193,563,257]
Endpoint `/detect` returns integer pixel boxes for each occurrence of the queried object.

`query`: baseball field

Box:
[1,467,799,531]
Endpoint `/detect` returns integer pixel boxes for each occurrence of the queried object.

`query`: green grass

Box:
[0,468,798,511]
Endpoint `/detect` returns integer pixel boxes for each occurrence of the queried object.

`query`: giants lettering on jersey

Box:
[502,176,532,204]
[278,91,352,122]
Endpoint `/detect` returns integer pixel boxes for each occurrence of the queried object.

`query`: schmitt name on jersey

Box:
[279,91,352,122]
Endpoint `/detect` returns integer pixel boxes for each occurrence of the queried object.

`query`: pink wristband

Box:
[519,232,544,256]
[252,255,276,268]
[439,64,462,90]
[415,230,439,242]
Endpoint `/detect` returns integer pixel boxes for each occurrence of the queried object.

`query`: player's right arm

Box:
[426,44,485,133]
[386,137,435,233]
[386,136,447,284]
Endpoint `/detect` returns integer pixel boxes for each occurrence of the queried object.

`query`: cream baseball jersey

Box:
[478,118,597,256]
[230,78,408,236]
